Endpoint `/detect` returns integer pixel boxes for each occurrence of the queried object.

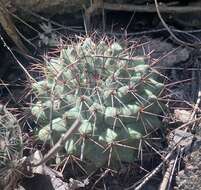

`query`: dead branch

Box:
[154,0,201,48]
[32,119,81,167]
[103,3,201,13]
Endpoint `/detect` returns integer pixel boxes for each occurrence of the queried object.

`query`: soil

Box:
[176,148,201,190]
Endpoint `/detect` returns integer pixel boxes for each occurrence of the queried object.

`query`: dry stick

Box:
[48,68,68,162]
[160,164,174,190]
[85,1,201,42]
[174,117,201,131]
[154,0,201,48]
[190,60,201,130]
[19,8,83,32]
[103,3,201,13]
[87,1,201,15]
[15,27,37,49]
[126,145,176,190]
[9,12,39,49]
[167,150,180,190]
[159,149,180,190]
[32,119,81,167]
[0,33,35,82]
[91,169,110,190]
[104,27,201,38]
[102,4,106,32]
[125,11,136,32]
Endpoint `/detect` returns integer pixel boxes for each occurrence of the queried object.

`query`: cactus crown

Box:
[31,37,165,169]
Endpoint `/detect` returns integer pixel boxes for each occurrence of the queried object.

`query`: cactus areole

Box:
[31,37,165,169]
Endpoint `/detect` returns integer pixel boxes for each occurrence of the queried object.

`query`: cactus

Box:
[0,104,23,187]
[31,37,165,169]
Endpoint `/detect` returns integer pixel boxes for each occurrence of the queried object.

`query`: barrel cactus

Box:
[31,37,166,169]
[0,104,23,188]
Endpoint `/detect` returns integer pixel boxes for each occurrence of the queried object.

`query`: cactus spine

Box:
[31,37,165,169]
[0,104,23,187]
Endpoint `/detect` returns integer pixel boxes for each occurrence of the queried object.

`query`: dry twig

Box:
[0,32,34,81]
[154,0,201,47]
[32,119,81,167]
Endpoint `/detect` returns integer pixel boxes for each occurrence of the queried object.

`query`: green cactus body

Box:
[32,37,165,169]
